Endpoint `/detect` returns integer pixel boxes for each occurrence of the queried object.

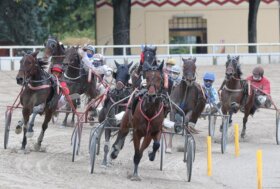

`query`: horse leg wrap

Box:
[153,141,160,152]
[134,152,142,165]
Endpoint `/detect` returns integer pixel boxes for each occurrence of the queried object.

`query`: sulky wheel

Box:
[4,109,12,149]
[71,126,80,162]
[160,134,164,171]
[185,134,195,182]
[276,111,280,145]
[221,116,229,154]
[208,115,216,137]
[90,133,98,174]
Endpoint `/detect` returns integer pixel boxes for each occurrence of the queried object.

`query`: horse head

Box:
[182,57,196,86]
[44,35,65,59]
[63,47,81,70]
[113,61,133,90]
[143,45,157,66]
[225,55,242,80]
[144,61,164,98]
[16,51,48,85]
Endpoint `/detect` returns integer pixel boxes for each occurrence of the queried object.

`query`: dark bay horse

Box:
[43,35,65,66]
[62,47,98,124]
[110,62,165,181]
[131,45,157,89]
[16,51,59,151]
[98,61,133,166]
[170,58,206,131]
[220,55,254,138]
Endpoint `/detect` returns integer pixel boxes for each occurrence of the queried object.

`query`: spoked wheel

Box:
[71,125,81,162]
[4,109,12,149]
[90,133,98,174]
[160,134,165,171]
[208,115,216,137]
[221,116,229,154]
[184,134,195,182]
[276,111,280,145]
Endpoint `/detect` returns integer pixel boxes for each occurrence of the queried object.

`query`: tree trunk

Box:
[112,0,131,55]
[248,0,261,53]
[93,0,97,45]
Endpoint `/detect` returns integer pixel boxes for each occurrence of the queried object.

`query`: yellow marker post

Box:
[207,136,212,176]
[234,124,240,157]
[257,150,263,189]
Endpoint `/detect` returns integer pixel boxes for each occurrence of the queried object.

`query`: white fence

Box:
[1,43,280,71]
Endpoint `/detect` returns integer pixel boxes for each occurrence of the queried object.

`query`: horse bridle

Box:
[19,55,51,85]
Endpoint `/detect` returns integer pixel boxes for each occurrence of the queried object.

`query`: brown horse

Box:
[16,51,59,151]
[170,58,206,132]
[220,55,254,138]
[110,61,165,181]
[62,47,98,124]
[43,35,65,66]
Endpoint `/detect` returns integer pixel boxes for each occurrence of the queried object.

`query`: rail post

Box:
[207,136,212,176]
[256,150,263,189]
[234,123,240,157]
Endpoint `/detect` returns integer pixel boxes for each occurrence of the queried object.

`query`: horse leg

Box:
[130,133,152,181]
[21,108,31,150]
[26,113,37,138]
[102,128,111,166]
[62,112,70,127]
[148,131,161,161]
[241,111,250,139]
[110,128,129,159]
[110,112,130,159]
[34,109,52,151]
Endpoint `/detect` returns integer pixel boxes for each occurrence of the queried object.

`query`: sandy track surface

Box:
[0,64,280,189]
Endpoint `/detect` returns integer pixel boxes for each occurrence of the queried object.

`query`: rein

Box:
[139,97,164,136]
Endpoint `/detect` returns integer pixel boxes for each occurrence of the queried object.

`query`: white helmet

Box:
[170,65,181,74]
[85,45,95,53]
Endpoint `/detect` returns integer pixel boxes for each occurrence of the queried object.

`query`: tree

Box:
[248,0,261,53]
[112,0,131,55]
[0,0,47,45]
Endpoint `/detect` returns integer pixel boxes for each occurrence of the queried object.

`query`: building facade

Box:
[96,0,279,54]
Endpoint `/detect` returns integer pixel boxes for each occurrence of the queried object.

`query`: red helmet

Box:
[252,66,264,77]
[51,64,63,73]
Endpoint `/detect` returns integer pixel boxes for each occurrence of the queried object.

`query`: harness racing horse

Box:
[131,45,157,89]
[62,47,99,124]
[16,51,59,151]
[170,58,206,132]
[98,61,133,166]
[110,62,166,181]
[43,35,65,67]
[220,55,254,138]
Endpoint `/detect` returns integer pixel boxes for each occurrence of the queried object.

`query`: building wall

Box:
[96,0,279,54]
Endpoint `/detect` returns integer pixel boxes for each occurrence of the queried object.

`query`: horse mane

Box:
[37,58,49,69]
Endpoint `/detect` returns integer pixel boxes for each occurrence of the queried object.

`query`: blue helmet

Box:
[203,72,215,81]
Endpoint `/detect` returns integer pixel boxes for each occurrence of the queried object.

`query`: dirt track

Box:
[0,64,280,189]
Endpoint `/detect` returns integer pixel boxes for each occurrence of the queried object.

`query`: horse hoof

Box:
[34,143,41,152]
[110,152,117,160]
[148,151,155,161]
[128,174,141,181]
[15,125,22,134]
[26,132,34,138]
[241,132,246,139]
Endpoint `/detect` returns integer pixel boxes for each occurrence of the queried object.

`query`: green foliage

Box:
[0,0,47,45]
[0,0,95,45]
